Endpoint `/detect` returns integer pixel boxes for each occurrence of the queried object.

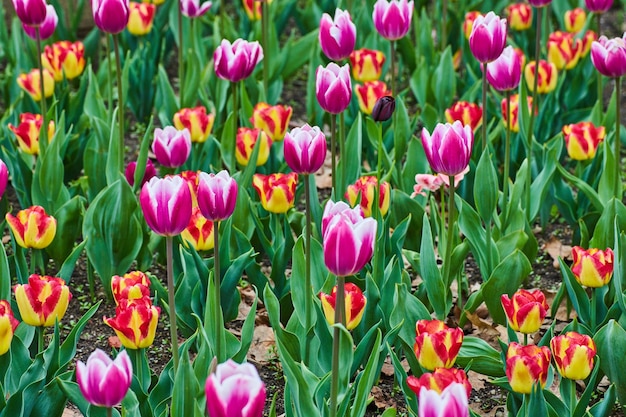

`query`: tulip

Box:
[371,95,395,122]
[12,0,47,26]
[252,173,298,214]
[345,176,390,218]
[8,112,55,155]
[414,319,464,371]
[22,4,57,40]
[92,0,130,34]
[444,101,482,131]
[571,246,614,287]
[196,170,238,221]
[349,48,385,82]
[17,68,54,101]
[501,289,548,334]
[42,41,86,81]
[528,0,552,7]
[548,31,583,70]
[250,102,293,142]
[582,30,598,57]
[562,122,606,160]
[355,81,392,115]
[590,35,626,78]
[181,207,214,251]
[565,8,586,33]
[104,297,160,349]
[111,271,151,305]
[205,359,266,417]
[179,169,201,206]
[412,174,444,197]
[213,38,263,83]
[151,126,192,168]
[486,46,523,92]
[235,127,272,167]
[501,94,533,133]
[322,201,376,277]
[127,2,155,36]
[0,300,20,355]
[173,106,215,143]
[14,274,72,326]
[139,176,193,236]
[0,159,8,200]
[320,282,367,331]
[407,367,471,398]
[76,349,133,407]
[506,342,551,394]
[462,11,481,40]
[469,12,507,63]
[550,332,596,380]
[524,60,558,93]
[242,0,261,21]
[6,205,56,249]
[417,383,469,417]
[372,0,414,41]
[506,3,532,31]
[319,8,356,61]
[124,159,157,187]
[283,124,327,175]
[180,0,212,18]
[315,62,352,114]
[421,121,474,177]
[585,0,613,13]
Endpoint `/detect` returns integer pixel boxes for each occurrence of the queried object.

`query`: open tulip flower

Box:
[173,106,214,143]
[469,11,507,63]
[565,8,586,33]
[319,282,367,330]
[585,0,613,13]
[14,274,72,327]
[501,289,548,334]
[590,34,626,78]
[111,271,151,305]
[506,3,532,31]
[486,46,523,92]
[283,124,327,175]
[524,60,558,93]
[349,48,385,82]
[205,359,266,417]
[151,126,192,168]
[8,113,55,155]
[506,342,551,394]
[17,68,55,101]
[414,320,464,371]
[421,121,474,177]
[418,383,469,417]
[180,0,212,18]
[462,11,480,40]
[104,297,160,349]
[250,102,293,142]
[550,332,596,380]
[0,300,20,356]
[501,94,533,133]
[42,41,86,81]
[548,31,583,70]
[571,246,614,287]
[22,4,57,40]
[139,176,193,237]
[235,127,272,167]
[407,367,471,399]
[213,38,263,83]
[562,122,606,160]
[345,175,391,218]
[372,0,414,41]
[355,81,392,115]
[196,170,238,222]
[181,207,214,251]
[127,1,155,36]
[92,0,130,34]
[315,62,352,114]
[444,101,482,131]
[252,173,298,214]
[76,349,132,408]
[319,8,356,61]
[6,205,57,249]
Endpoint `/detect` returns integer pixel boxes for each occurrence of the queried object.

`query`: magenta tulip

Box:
[469,12,507,63]
[125,159,157,187]
[140,176,192,236]
[197,170,238,221]
[319,8,356,61]
[486,46,522,91]
[591,34,626,78]
[76,349,132,408]
[418,383,469,417]
[372,0,414,41]
[322,201,376,277]
[585,0,613,13]
[205,359,266,417]
[421,121,474,177]
[316,62,352,114]
[22,4,57,39]
[92,0,130,34]
[213,38,263,83]
[528,0,552,6]
[0,159,8,200]
[284,124,327,174]
[12,0,47,26]
[152,126,192,168]
[180,0,212,18]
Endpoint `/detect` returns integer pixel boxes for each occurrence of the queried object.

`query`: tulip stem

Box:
[442,176,458,317]
[37,326,44,354]
[178,0,184,105]
[229,81,240,171]
[481,69,488,151]
[591,287,597,331]
[106,35,114,124]
[502,91,512,229]
[376,121,383,221]
[390,41,396,96]
[339,111,346,194]
[526,6,542,221]
[441,0,447,51]
[261,0,269,95]
[166,236,180,371]
[304,175,312,362]
[213,220,222,363]
[330,113,337,199]
[597,14,603,106]
[615,76,621,198]
[523,333,528,346]
[113,34,125,171]
[330,274,346,417]
[35,27,48,155]
[107,408,112,417]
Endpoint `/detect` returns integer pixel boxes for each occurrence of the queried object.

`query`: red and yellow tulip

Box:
[524,60,558,93]
[0,300,20,355]
[571,246,614,288]
[548,31,583,70]
[250,102,293,142]
[564,8,586,33]
[501,289,548,334]
[562,122,606,160]
[349,48,385,82]
[355,81,392,115]
[550,331,596,380]
[506,342,551,394]
[414,320,464,371]
[501,94,533,133]
[6,205,57,249]
[173,106,215,143]
[252,172,298,214]
[111,271,151,305]
[17,68,55,101]
[445,101,483,131]
[8,113,55,155]
[236,127,272,167]
[42,41,86,81]
[463,11,481,39]
[127,2,156,36]
[181,207,215,251]
[104,297,160,349]
[14,274,72,327]
[345,176,390,218]
[506,3,532,31]
[319,282,367,331]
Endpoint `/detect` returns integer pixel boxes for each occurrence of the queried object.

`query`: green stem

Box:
[37,326,44,354]
[178,0,184,104]
[390,40,396,96]
[526,6,542,220]
[166,236,180,371]
[442,176,457,317]
[481,69,488,150]
[524,332,528,346]
[231,81,239,170]
[304,176,312,361]
[113,34,125,171]
[106,36,114,123]
[485,216,492,275]
[591,287,597,331]
[330,113,337,199]
[330,275,346,417]
[615,76,621,198]
[502,91,511,229]
[213,220,222,362]
[107,407,112,417]
[261,0,269,95]
[339,111,346,195]
[441,0,447,51]
[597,14,603,106]
[35,27,48,154]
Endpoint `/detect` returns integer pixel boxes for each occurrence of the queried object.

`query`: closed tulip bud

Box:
[180,0,212,18]
[6,205,56,249]
[349,48,385,82]
[214,38,263,83]
[528,0,552,7]
[252,173,297,214]
[196,170,238,221]
[8,113,55,155]
[372,0,414,41]
[501,94,533,133]
[320,282,367,330]
[506,342,551,394]
[76,349,132,408]
[322,201,376,277]
[22,4,57,40]
[250,102,293,142]
[180,170,201,207]
[0,300,20,355]
[205,359,266,417]
[316,62,352,114]
[444,101,483,131]
[506,3,532,31]
[125,159,157,187]
[421,121,474,177]
[591,34,626,78]
[550,332,596,380]
[414,320,464,371]
[585,0,613,13]
[469,12,508,64]
[562,122,605,160]
[524,60,558,93]
[17,68,55,101]
[582,30,598,57]
[462,11,481,40]
[417,383,470,417]
[127,2,155,36]
[345,176,390,218]
[111,271,151,305]
[548,31,583,70]
[104,297,160,349]
[284,124,327,174]
[139,176,193,236]
[236,127,272,167]
[242,0,261,21]
[152,126,192,168]
[486,46,523,92]
[501,289,548,334]
[92,0,130,34]
[14,274,72,326]
[565,8,586,33]
[0,159,8,200]
[181,207,214,251]
[173,106,214,143]
[371,95,395,122]
[571,246,614,287]
[12,0,47,26]
[356,81,392,115]
[407,367,471,399]
[42,41,86,81]
[319,8,356,61]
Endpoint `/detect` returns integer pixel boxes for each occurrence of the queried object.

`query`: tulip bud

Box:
[462,11,481,40]
[506,3,532,31]
[6,205,57,249]
[284,124,327,175]
[14,274,72,326]
[581,30,598,57]
[372,0,414,41]
[152,126,192,168]
[417,383,469,417]
[319,8,356,61]
[235,127,272,167]
[0,300,20,355]
[205,359,266,417]
[181,207,215,251]
[407,367,472,399]
[345,176,391,218]
[571,246,614,287]
[76,349,133,407]
[42,41,86,81]
[414,319,464,371]
[444,101,482,131]
[127,2,155,36]
[180,0,212,18]
[214,38,263,83]
[565,8,586,33]
[548,31,583,70]
[501,94,533,133]
[421,121,474,177]
[469,12,508,64]
[316,63,352,114]
[22,4,57,40]
[173,106,215,143]
[550,332,596,380]
[371,95,395,122]
[252,173,298,214]
[562,122,605,160]
[17,68,55,102]
[250,102,293,142]
[104,297,160,349]
[486,46,523,92]
[8,113,55,155]
[242,0,261,21]
[12,0,48,26]
[506,342,551,394]
[355,81,391,116]
[125,159,157,187]
[111,271,151,305]
[196,170,238,221]
[524,60,558,93]
[0,159,8,200]
[319,282,366,330]
[585,0,613,13]
[92,0,130,34]
[501,289,548,334]
[591,35,626,78]
[349,48,385,82]
[139,176,193,236]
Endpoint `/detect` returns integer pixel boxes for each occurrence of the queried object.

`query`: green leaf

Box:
[556,164,604,212]
[419,213,449,319]
[337,113,363,193]
[394,97,411,169]
[474,147,498,223]
[171,349,203,417]
[456,336,505,378]
[432,47,456,114]
[594,320,626,406]
[0,243,10,300]
[589,384,616,417]
[559,258,591,325]
[351,330,383,417]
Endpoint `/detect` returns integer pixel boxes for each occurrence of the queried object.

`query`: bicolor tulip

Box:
[417,383,469,417]
[565,8,586,33]
[76,349,132,407]
[12,0,48,26]
[6,205,56,249]
[213,38,263,83]
[528,0,552,7]
[17,68,55,101]
[345,176,390,218]
[571,246,614,287]
[414,319,464,371]
[562,122,606,160]
[152,126,192,168]
[412,174,444,197]
[421,121,474,177]
[585,0,613,13]
[506,342,551,394]
[462,11,480,40]
[0,159,8,200]
[139,175,193,236]
[127,2,155,36]
[524,60,558,93]
[372,0,414,41]
[283,124,327,175]
[22,4,57,40]
[196,170,238,221]
[242,0,263,21]
[252,173,298,214]
[320,282,366,331]
[180,0,212,18]
[506,3,532,31]
[92,0,130,34]
[486,46,523,92]
[42,41,86,81]
[371,95,395,122]
[550,332,596,380]
[104,297,160,349]
[179,170,201,206]
[14,274,72,327]
[407,367,471,399]
[321,201,376,277]
[548,31,583,70]
[173,106,214,143]
[8,112,55,155]
[349,48,385,82]
[250,102,293,142]
[319,8,356,61]
[205,359,266,417]
[235,127,272,166]
[501,94,533,133]
[355,81,391,115]
[0,300,20,355]
[591,34,626,78]
[501,289,548,334]
[181,207,214,251]
[124,159,157,187]
[444,101,482,131]
[111,271,151,305]
[582,30,598,57]
[469,12,507,63]
[315,62,352,114]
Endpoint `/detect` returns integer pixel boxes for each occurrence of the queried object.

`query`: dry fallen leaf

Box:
[542,236,572,268]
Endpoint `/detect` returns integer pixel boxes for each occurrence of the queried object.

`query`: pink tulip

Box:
[421,121,474,177]
[152,126,192,168]
[180,0,212,18]
[372,0,414,41]
[585,0,613,13]
[22,4,57,39]
[283,124,327,174]
[319,8,356,61]
[196,170,238,221]
[591,34,626,78]
[0,159,8,200]
[213,38,263,83]
[418,383,469,417]
[76,349,132,408]
[528,0,552,7]
[316,62,352,114]
[322,201,376,276]
[140,176,192,236]
[486,46,522,91]
[12,0,47,26]
[125,159,157,187]
[92,0,130,34]
[205,359,266,417]
[469,12,507,63]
